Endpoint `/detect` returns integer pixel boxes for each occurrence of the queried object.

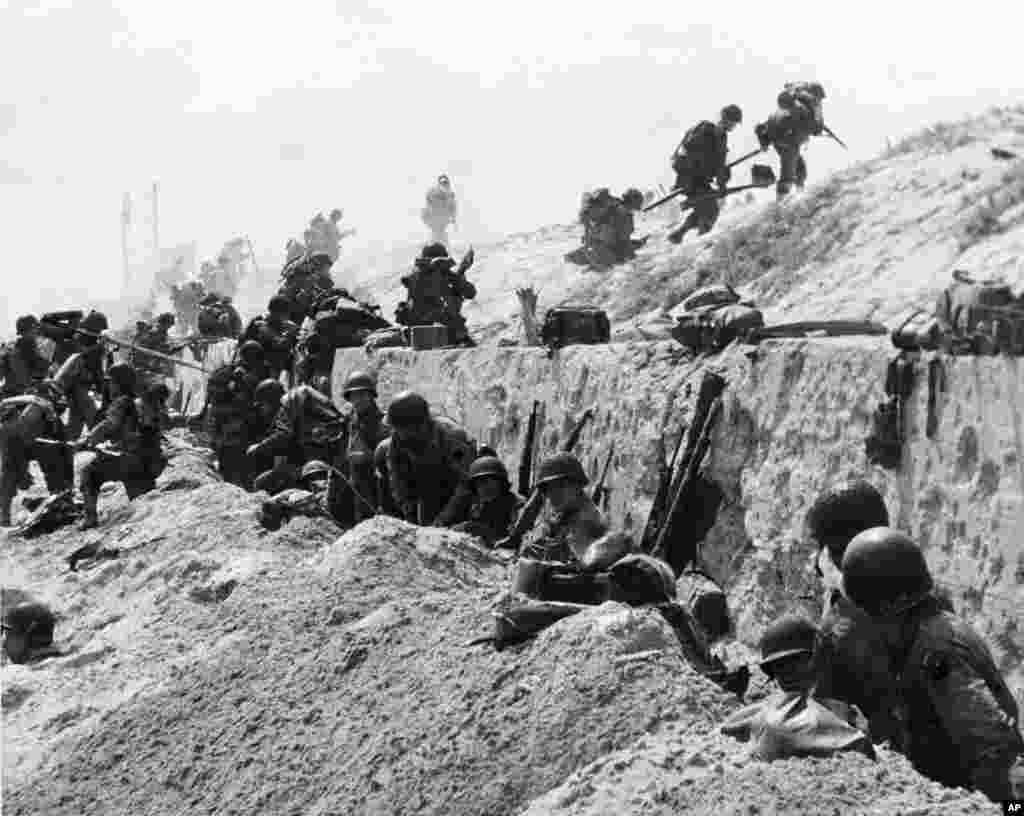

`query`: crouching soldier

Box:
[721,615,875,760]
[75,363,168,530]
[841,528,1024,802]
[0,381,74,527]
[448,455,525,547]
[374,391,476,526]
[246,378,344,494]
[518,453,608,562]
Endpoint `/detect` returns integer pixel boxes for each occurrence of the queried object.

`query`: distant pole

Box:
[121,192,132,291]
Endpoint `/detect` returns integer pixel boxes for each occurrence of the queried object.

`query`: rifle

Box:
[651,395,723,568]
[518,400,541,496]
[456,247,475,277]
[502,405,595,551]
[591,443,615,510]
[72,327,209,374]
[640,417,688,553]
[822,125,847,150]
[642,147,767,213]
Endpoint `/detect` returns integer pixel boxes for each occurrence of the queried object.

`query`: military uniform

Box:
[756,86,823,199]
[892,596,1024,801]
[570,190,645,267]
[451,490,525,546]
[668,120,732,242]
[422,180,457,247]
[208,362,264,487]
[397,249,477,345]
[521,494,608,563]
[52,345,104,441]
[332,404,389,525]
[0,391,73,526]
[243,314,299,380]
[377,415,476,526]
[1,335,51,398]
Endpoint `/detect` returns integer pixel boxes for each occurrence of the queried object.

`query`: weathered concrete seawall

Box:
[334,340,1024,703]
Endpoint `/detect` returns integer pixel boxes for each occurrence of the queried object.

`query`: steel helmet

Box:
[238,340,265,364]
[3,600,55,663]
[106,362,137,390]
[535,453,588,488]
[343,370,377,398]
[15,315,39,334]
[254,378,285,405]
[421,242,449,260]
[841,527,933,616]
[201,293,221,306]
[721,104,743,124]
[386,391,430,428]
[157,312,176,327]
[777,90,795,108]
[468,456,509,484]
[299,460,332,481]
[621,187,644,209]
[758,615,817,668]
[80,310,109,334]
[267,295,291,315]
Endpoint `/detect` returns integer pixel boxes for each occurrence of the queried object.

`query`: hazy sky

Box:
[3,0,1023,328]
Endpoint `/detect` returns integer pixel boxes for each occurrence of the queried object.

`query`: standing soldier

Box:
[448,455,525,547]
[374,391,476,526]
[335,370,389,525]
[207,341,266,487]
[422,174,457,248]
[519,452,609,562]
[755,82,826,200]
[74,363,168,530]
[667,104,743,244]
[841,528,1024,802]
[395,243,477,346]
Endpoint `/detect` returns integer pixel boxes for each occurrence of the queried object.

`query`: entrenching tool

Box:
[677,164,776,213]
[590,443,615,510]
[822,125,847,150]
[642,147,768,213]
[518,400,542,496]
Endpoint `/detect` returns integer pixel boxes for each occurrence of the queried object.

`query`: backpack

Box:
[934,272,1024,352]
[672,303,763,352]
[681,283,741,312]
[197,306,226,335]
[673,121,719,177]
[541,307,611,349]
[240,317,263,344]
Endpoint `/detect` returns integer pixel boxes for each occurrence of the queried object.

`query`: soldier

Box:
[2,600,57,664]
[132,313,176,385]
[755,82,826,200]
[0,381,73,527]
[396,243,477,346]
[842,527,1024,801]
[1,315,51,398]
[207,341,267,487]
[169,281,204,335]
[448,455,525,547]
[721,615,874,760]
[667,104,743,244]
[806,480,905,747]
[246,378,345,493]
[374,391,476,526]
[285,238,306,265]
[37,310,84,366]
[74,363,168,530]
[519,452,609,562]
[219,297,242,338]
[569,188,647,268]
[241,296,300,380]
[278,253,334,326]
[422,174,457,247]
[335,370,389,525]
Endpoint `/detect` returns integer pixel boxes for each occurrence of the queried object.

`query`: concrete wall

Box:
[334,340,1024,702]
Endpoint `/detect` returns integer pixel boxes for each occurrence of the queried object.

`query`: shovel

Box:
[677,164,776,213]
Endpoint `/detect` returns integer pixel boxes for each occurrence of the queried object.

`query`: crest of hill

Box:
[341,106,1024,342]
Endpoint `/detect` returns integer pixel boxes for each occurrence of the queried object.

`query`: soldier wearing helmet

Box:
[567,187,650,269]
[396,243,477,347]
[1,315,50,398]
[247,380,345,496]
[204,341,267,488]
[755,81,827,200]
[374,391,476,526]
[666,105,743,245]
[447,454,525,546]
[422,175,457,247]
[73,362,168,531]
[240,295,299,380]
[0,374,74,527]
[841,527,1024,802]
[804,480,905,747]
[519,452,608,563]
[721,614,874,761]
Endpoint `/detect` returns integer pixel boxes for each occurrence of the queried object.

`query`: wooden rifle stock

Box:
[518,400,541,496]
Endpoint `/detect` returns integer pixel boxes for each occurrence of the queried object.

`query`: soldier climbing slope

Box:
[841,527,1024,802]
[755,81,827,200]
[422,174,457,248]
[374,391,476,527]
[666,104,743,244]
[566,188,647,268]
[517,453,609,562]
